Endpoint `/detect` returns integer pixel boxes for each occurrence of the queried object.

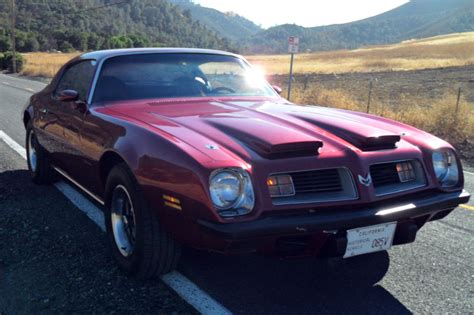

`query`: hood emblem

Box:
[205,144,219,150]
[358,174,372,187]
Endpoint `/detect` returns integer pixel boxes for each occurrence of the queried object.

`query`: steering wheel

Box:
[212,87,236,94]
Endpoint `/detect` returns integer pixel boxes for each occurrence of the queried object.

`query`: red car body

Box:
[24,49,470,259]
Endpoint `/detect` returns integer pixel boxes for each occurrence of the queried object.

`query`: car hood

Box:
[102,96,449,164]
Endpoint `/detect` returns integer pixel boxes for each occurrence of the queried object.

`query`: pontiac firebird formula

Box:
[23,48,470,277]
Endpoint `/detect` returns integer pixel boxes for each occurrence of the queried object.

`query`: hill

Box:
[0,0,234,53]
[244,0,474,54]
[169,0,262,41]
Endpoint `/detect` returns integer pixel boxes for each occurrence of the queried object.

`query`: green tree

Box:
[0,35,9,52]
[0,51,25,73]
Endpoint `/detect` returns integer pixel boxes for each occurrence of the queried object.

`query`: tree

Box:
[58,41,74,52]
[0,35,9,52]
[23,37,40,52]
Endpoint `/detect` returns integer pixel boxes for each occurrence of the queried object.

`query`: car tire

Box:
[26,122,56,184]
[104,163,181,278]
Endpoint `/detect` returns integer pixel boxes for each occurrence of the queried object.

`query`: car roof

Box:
[77,48,242,62]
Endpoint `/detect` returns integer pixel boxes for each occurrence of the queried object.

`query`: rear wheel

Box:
[26,123,56,184]
[104,164,181,278]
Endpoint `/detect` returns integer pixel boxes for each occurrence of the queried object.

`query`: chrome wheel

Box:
[111,185,137,257]
[28,131,38,173]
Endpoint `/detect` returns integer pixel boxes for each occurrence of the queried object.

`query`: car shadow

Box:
[179,247,410,314]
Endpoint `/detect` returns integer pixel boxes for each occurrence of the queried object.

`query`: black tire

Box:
[104,163,181,278]
[26,122,56,184]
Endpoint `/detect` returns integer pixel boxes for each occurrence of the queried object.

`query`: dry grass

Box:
[21,52,79,78]
[247,32,474,75]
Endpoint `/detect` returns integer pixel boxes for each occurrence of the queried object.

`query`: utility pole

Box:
[10,0,17,73]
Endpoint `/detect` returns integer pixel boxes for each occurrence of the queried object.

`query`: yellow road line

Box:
[460,204,474,211]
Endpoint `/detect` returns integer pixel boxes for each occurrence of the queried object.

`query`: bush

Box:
[0,51,24,73]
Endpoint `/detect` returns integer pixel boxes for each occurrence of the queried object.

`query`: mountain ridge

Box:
[243,0,474,54]
[0,0,235,53]
[168,0,262,41]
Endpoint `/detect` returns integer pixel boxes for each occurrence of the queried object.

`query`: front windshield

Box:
[92,53,277,103]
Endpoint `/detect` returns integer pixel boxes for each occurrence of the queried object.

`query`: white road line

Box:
[0,129,232,315]
[162,272,232,315]
[0,130,26,159]
[464,171,474,176]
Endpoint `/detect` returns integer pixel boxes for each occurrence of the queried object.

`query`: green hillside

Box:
[0,0,234,53]
[244,0,474,54]
[169,0,262,41]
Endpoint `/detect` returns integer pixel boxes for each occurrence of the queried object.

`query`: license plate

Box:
[343,222,397,258]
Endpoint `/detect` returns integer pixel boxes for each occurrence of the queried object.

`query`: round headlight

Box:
[432,150,459,188]
[209,168,255,217]
[209,170,242,209]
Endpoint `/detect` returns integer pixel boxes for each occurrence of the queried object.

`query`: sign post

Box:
[287,36,299,100]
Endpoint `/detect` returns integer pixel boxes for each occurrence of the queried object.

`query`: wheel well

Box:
[99,151,127,188]
[23,111,31,129]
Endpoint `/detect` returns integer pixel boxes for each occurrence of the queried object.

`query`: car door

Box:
[49,60,97,176]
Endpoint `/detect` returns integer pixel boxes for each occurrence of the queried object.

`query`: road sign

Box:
[288,36,299,54]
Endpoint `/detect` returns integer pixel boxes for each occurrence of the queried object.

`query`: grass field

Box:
[21,52,79,78]
[20,32,474,78]
[247,32,474,75]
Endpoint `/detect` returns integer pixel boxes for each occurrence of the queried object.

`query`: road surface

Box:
[0,73,472,314]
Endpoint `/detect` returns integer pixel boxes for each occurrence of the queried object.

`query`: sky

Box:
[193,0,410,28]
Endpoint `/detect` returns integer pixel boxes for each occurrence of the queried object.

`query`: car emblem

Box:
[358,174,372,187]
[205,144,219,150]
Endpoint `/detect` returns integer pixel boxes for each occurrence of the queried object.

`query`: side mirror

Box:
[58,89,79,102]
[272,85,283,95]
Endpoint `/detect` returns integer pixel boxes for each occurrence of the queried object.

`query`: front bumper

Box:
[198,190,470,240]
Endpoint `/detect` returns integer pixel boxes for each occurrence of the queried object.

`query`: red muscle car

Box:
[23,48,470,278]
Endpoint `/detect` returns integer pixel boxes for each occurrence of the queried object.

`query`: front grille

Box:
[370,162,401,187]
[270,168,358,205]
[370,160,427,196]
[291,169,342,194]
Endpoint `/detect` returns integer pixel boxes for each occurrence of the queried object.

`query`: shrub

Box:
[0,51,25,73]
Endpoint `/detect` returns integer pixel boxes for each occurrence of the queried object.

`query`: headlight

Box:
[432,150,459,188]
[209,169,255,217]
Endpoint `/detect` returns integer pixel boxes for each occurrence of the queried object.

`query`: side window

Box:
[55,60,96,101]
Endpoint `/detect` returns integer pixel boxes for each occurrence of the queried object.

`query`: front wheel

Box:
[104,164,181,278]
[26,123,56,184]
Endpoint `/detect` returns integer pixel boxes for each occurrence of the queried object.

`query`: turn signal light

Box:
[396,162,416,182]
[267,174,295,197]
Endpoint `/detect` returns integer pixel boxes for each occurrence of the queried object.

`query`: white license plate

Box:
[343,222,397,258]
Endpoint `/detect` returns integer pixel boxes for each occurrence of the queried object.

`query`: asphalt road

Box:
[0,73,473,314]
